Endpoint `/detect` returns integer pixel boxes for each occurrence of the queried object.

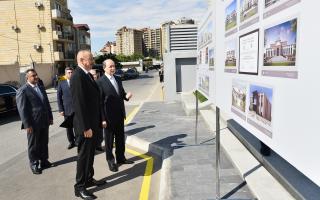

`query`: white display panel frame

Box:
[239,29,259,75]
[212,0,320,186]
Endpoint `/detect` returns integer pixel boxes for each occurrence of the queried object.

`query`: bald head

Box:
[103,59,116,76]
[77,50,93,71]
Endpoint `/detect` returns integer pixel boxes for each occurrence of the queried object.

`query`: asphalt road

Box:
[0,69,161,200]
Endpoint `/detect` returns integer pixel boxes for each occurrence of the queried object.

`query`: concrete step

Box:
[181,91,212,115]
[199,108,295,200]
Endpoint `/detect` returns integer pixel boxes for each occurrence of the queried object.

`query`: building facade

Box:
[264,40,296,61]
[100,41,117,54]
[160,21,175,58]
[116,26,143,56]
[163,18,198,101]
[142,28,161,58]
[0,0,76,86]
[74,24,91,52]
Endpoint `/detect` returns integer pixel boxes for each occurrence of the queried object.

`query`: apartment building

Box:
[74,24,91,52]
[100,41,117,54]
[142,28,161,58]
[116,26,143,56]
[160,21,175,57]
[0,0,76,86]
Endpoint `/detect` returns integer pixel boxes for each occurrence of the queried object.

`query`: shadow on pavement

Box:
[90,134,187,192]
[125,125,155,136]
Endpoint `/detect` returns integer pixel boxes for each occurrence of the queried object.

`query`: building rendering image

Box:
[225,39,237,67]
[265,0,280,8]
[264,18,297,66]
[232,84,246,112]
[249,85,272,123]
[225,0,237,31]
[240,0,258,22]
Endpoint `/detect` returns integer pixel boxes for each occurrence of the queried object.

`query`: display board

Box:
[210,0,320,186]
[197,10,215,100]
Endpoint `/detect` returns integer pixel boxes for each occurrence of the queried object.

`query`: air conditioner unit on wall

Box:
[11,25,18,31]
[37,24,45,29]
[35,1,43,8]
[34,44,42,51]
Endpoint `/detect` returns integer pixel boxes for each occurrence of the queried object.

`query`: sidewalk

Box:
[125,101,255,199]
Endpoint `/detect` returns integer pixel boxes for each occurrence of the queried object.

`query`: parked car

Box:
[124,68,139,79]
[0,84,18,114]
[114,69,125,80]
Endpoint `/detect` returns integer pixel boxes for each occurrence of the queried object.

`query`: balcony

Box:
[64,51,76,60]
[53,31,74,42]
[52,9,73,24]
[54,51,64,61]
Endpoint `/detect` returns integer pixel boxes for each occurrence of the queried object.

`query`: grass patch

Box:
[226,21,237,31]
[264,62,295,66]
[193,90,208,103]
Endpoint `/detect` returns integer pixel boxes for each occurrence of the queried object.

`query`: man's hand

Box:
[102,121,107,129]
[26,127,33,134]
[59,112,64,116]
[84,129,93,138]
[126,92,133,100]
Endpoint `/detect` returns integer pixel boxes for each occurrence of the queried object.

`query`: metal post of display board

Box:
[215,106,256,200]
[195,91,199,145]
[216,106,221,200]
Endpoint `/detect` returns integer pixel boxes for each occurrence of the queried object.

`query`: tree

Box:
[94,53,123,69]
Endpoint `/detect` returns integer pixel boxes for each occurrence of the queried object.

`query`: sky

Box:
[264,19,297,48]
[226,0,236,16]
[68,0,207,53]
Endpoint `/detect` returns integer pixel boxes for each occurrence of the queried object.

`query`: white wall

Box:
[163,51,197,101]
[211,0,320,186]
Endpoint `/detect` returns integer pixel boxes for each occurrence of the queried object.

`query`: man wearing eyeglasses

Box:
[57,67,76,149]
[16,69,53,175]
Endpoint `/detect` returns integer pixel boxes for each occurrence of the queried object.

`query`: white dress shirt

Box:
[28,82,44,101]
[105,73,119,94]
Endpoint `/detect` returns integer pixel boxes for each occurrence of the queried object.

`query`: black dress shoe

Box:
[107,162,118,172]
[86,178,107,187]
[75,189,96,200]
[117,159,134,165]
[30,162,42,175]
[41,160,53,169]
[67,143,76,150]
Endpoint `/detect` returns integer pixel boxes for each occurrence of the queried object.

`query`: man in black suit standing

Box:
[57,67,76,149]
[70,50,105,200]
[16,69,53,175]
[96,59,134,173]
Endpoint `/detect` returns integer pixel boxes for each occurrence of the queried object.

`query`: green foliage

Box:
[193,90,208,103]
[94,53,123,69]
[115,53,144,62]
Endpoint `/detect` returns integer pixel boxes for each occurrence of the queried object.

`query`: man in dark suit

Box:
[16,69,53,175]
[71,50,105,200]
[96,59,134,173]
[89,69,104,152]
[57,67,76,149]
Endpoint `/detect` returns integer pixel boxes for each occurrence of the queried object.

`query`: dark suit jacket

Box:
[96,74,128,126]
[57,80,73,116]
[70,66,101,135]
[16,83,53,130]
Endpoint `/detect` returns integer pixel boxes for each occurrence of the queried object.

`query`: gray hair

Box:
[102,59,114,69]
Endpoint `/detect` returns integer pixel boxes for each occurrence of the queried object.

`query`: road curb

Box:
[125,134,172,200]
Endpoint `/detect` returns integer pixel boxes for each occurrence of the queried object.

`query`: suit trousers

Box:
[96,128,103,147]
[104,122,125,162]
[74,132,97,191]
[65,116,75,144]
[27,127,49,164]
